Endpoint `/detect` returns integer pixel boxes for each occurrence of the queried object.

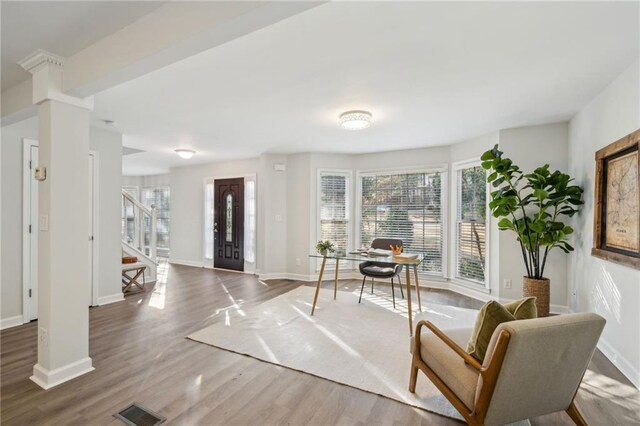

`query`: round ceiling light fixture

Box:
[339,110,372,130]
[174,149,196,159]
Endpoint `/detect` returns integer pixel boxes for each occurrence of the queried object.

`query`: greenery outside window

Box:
[359,170,444,276]
[455,163,487,285]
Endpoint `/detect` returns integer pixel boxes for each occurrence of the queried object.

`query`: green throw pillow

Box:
[466,301,515,362]
[503,297,538,320]
[466,298,538,362]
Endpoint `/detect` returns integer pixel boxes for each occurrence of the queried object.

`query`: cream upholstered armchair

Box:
[409,313,606,426]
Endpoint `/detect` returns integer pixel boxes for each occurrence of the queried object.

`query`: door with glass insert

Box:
[214,178,244,271]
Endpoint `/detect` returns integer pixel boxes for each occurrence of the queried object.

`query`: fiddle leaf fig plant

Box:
[481,145,584,279]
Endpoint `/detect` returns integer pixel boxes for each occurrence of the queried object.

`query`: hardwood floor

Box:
[1,263,638,425]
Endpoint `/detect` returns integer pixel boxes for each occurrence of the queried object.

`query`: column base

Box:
[30,357,94,390]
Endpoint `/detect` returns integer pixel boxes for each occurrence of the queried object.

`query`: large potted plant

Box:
[481,145,583,317]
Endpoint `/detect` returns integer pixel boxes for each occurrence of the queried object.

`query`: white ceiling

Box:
[89,2,636,175]
[1,1,163,90]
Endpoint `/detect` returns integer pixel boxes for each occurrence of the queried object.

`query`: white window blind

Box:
[204,183,214,260]
[455,165,487,284]
[244,180,256,263]
[360,171,443,276]
[319,172,350,251]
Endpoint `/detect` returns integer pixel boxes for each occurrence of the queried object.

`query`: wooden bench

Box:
[122,262,147,293]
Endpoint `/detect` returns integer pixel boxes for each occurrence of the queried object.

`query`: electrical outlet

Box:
[504,279,512,289]
[39,327,48,348]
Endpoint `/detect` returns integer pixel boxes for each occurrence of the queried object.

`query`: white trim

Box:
[549,304,569,314]
[0,315,25,330]
[202,173,258,271]
[357,164,449,177]
[22,138,37,323]
[88,151,100,307]
[30,357,94,390]
[257,272,290,280]
[597,336,640,390]
[96,293,125,306]
[450,158,490,290]
[316,168,353,272]
[169,258,204,268]
[355,166,448,278]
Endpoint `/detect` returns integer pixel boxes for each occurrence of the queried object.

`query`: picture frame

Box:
[592,128,640,269]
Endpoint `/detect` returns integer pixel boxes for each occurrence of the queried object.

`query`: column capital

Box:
[18,49,65,74]
[18,49,93,110]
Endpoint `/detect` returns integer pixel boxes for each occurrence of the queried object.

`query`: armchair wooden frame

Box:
[408,320,587,426]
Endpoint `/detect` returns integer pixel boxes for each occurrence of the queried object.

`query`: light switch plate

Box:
[39,214,49,231]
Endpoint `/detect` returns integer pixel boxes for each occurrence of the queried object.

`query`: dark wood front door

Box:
[214,178,244,271]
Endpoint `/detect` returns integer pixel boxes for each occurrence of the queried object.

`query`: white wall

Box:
[568,59,640,388]
[122,174,170,190]
[498,122,570,309]
[285,153,311,279]
[258,154,288,276]
[168,158,259,269]
[0,119,124,326]
[90,127,124,303]
[1,117,38,325]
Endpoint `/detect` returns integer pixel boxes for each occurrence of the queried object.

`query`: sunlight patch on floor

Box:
[220,282,246,317]
[148,258,169,309]
[290,304,361,357]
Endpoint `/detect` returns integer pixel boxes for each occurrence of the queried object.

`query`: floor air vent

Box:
[114,402,166,426]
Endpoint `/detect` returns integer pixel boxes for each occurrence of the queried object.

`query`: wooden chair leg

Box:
[409,357,419,393]
[566,400,587,426]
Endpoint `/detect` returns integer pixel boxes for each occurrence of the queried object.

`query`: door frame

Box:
[22,139,100,323]
[22,139,38,323]
[202,173,257,273]
[88,151,100,306]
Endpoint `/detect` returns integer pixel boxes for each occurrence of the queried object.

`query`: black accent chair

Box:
[358,238,404,308]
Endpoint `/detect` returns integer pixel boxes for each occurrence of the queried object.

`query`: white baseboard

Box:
[169,258,204,268]
[96,293,124,306]
[30,357,94,390]
[549,304,569,314]
[282,273,314,281]
[0,315,24,330]
[448,282,493,302]
[597,337,640,390]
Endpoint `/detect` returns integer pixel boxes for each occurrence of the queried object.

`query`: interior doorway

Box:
[22,139,98,323]
[214,178,245,271]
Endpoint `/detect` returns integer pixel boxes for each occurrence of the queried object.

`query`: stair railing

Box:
[122,190,157,261]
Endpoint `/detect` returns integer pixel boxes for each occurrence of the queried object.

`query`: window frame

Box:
[316,168,353,271]
[355,165,448,279]
[451,158,490,290]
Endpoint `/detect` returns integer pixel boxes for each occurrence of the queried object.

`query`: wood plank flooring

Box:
[1,263,638,425]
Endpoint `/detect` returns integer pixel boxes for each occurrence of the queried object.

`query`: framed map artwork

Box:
[592,128,640,269]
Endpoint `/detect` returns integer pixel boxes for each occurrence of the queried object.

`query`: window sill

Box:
[449,278,491,294]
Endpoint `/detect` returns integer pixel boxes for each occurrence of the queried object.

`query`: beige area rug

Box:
[188,286,527,424]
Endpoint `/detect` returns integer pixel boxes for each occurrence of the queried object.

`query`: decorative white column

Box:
[19,50,95,389]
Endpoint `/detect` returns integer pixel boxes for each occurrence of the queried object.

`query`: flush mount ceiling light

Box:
[174,149,196,159]
[339,110,372,130]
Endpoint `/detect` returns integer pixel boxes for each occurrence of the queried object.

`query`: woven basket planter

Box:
[523,277,550,317]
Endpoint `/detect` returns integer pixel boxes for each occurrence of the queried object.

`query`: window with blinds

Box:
[319,172,350,251]
[360,171,444,276]
[455,165,487,284]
